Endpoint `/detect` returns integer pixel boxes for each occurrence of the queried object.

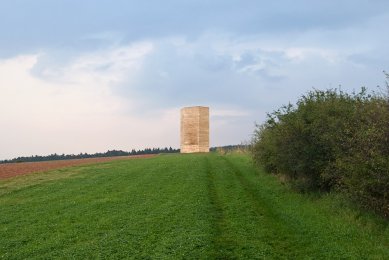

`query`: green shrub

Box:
[334,97,389,217]
[252,81,389,217]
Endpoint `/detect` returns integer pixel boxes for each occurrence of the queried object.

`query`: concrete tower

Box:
[180,106,209,153]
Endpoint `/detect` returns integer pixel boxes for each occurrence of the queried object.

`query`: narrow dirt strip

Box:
[0,154,156,179]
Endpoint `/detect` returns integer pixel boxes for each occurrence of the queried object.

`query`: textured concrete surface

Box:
[180,106,209,153]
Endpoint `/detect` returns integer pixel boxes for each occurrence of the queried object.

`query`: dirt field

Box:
[0,155,156,179]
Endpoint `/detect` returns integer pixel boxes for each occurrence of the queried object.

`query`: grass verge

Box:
[0,153,388,258]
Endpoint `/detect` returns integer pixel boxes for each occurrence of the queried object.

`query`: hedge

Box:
[252,76,389,217]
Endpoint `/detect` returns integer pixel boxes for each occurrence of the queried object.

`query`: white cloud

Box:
[0,43,183,159]
[1,23,388,159]
[284,48,341,63]
[36,42,153,85]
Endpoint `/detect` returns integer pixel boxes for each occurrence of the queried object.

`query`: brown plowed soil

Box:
[0,154,156,180]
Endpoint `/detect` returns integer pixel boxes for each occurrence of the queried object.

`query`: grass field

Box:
[1,153,388,259]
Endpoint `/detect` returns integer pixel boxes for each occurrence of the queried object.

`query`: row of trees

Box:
[210,145,250,154]
[0,147,179,164]
[252,73,389,218]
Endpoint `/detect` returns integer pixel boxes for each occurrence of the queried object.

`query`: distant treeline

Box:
[0,147,179,164]
[210,145,250,154]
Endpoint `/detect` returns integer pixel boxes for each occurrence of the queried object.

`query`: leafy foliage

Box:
[210,144,250,155]
[252,78,389,217]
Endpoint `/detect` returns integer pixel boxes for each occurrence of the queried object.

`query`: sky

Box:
[1,0,389,159]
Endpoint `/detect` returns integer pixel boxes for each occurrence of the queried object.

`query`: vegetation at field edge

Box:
[252,78,389,218]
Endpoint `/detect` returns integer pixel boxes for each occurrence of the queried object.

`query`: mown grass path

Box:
[0,154,388,259]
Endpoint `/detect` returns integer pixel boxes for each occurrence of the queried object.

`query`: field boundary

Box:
[0,154,156,179]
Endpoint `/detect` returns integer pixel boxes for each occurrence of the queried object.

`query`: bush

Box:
[252,81,389,217]
[334,97,389,217]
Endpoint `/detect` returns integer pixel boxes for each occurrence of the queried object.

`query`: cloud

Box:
[1,2,389,159]
[115,35,290,111]
[0,39,256,159]
[32,42,153,85]
[0,46,180,160]
[1,0,388,58]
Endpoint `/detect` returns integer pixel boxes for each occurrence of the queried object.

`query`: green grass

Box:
[0,153,388,259]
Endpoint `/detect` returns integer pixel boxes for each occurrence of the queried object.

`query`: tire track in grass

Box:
[204,156,238,259]
[219,156,310,258]
[218,155,389,259]
[221,155,373,258]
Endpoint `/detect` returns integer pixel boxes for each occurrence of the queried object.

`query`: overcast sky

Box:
[1,0,389,159]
